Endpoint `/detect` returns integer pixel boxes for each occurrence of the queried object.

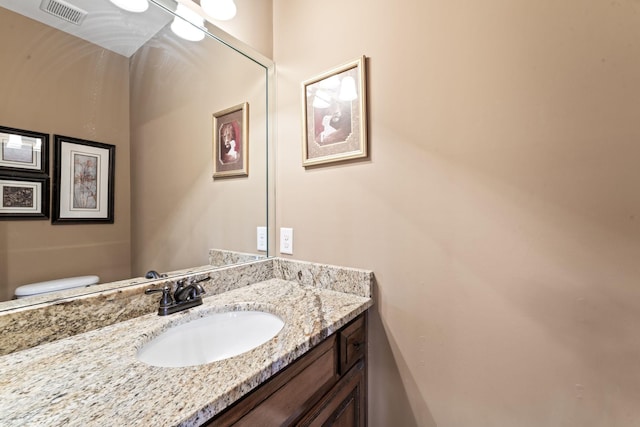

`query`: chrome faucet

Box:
[145,277,208,316]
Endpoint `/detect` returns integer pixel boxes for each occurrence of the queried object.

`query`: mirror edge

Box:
[160,0,279,261]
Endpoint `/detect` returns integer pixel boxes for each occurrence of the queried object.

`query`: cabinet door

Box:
[206,337,339,427]
[297,360,365,427]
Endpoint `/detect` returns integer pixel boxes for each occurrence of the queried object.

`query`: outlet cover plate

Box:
[257,226,267,251]
[280,227,293,255]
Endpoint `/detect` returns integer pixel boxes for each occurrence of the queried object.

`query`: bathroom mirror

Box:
[0,0,275,309]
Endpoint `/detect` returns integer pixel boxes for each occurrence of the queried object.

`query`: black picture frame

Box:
[0,125,49,175]
[52,135,115,224]
[0,174,50,220]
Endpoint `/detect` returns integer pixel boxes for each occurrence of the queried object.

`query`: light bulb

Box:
[109,0,149,13]
[201,0,237,21]
[171,4,206,42]
[7,134,22,149]
[338,76,357,101]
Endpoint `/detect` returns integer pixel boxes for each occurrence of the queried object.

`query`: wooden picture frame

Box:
[301,56,368,167]
[52,135,115,224]
[0,125,49,175]
[213,102,249,178]
[0,174,49,220]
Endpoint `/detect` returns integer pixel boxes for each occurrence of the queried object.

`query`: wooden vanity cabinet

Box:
[205,313,367,427]
[296,358,365,427]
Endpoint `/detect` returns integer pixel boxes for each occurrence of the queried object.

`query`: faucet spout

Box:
[144,270,167,279]
[175,277,208,302]
[145,270,167,279]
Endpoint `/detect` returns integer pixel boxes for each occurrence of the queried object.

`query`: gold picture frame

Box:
[301,56,368,167]
[213,102,249,178]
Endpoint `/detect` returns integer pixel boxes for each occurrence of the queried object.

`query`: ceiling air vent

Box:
[39,0,88,25]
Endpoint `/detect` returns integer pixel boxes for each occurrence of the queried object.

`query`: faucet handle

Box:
[145,286,173,307]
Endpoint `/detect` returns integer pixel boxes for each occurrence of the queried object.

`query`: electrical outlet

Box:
[280,227,293,255]
[257,226,267,251]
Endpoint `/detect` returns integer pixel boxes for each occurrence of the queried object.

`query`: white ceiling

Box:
[0,0,175,57]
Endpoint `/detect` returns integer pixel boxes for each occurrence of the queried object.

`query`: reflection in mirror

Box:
[0,0,275,309]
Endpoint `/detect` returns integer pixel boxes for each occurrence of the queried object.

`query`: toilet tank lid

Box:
[14,275,100,297]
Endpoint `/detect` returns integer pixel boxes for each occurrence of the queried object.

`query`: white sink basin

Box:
[137,310,284,368]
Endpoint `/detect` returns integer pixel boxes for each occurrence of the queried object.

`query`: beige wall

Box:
[0,9,131,300]
[130,28,268,276]
[273,1,640,426]
[209,0,273,59]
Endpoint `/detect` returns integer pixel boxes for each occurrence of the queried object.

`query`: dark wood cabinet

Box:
[339,315,366,376]
[205,312,367,427]
[296,359,365,427]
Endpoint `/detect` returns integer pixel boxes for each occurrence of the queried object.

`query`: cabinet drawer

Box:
[339,315,366,375]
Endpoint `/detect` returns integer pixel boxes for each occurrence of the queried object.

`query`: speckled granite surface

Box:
[0,279,372,427]
[0,250,268,315]
[273,258,373,298]
[208,248,266,267]
[0,261,274,356]
[0,274,373,426]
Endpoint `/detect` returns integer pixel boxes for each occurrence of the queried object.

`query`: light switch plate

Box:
[257,226,267,251]
[280,227,293,255]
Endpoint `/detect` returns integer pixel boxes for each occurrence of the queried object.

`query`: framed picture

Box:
[52,135,115,224]
[0,125,49,175]
[0,174,49,220]
[212,102,249,178]
[301,56,368,167]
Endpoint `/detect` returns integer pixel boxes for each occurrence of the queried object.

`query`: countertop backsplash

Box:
[0,257,372,356]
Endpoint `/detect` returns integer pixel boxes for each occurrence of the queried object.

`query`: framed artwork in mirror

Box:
[0,174,49,220]
[212,102,249,178]
[301,56,368,167]
[52,135,115,224]
[0,125,49,175]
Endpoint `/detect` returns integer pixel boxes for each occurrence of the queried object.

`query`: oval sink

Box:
[137,311,284,368]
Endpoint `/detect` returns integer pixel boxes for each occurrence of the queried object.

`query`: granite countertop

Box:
[0,278,372,426]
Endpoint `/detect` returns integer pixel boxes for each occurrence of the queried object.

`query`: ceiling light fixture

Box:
[109,0,149,13]
[200,0,237,21]
[170,3,206,42]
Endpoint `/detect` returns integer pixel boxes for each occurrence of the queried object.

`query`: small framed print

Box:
[52,135,115,224]
[0,125,49,175]
[302,56,368,167]
[213,102,249,178]
[0,174,49,220]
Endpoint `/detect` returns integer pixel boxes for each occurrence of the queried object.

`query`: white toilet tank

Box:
[14,275,100,299]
